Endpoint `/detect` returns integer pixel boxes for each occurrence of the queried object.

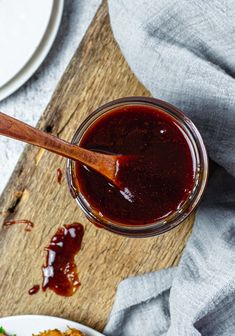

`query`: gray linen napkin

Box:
[104,0,235,335]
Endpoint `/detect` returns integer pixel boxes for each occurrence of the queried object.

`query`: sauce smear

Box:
[42,223,84,297]
[75,105,196,225]
[28,285,40,295]
[56,168,63,184]
[3,219,34,232]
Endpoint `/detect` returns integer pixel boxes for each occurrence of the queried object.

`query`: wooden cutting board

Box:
[0,1,194,331]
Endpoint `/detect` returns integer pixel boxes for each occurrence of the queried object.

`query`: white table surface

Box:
[0,0,102,194]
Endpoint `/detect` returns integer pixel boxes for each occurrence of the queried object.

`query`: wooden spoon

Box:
[0,111,122,184]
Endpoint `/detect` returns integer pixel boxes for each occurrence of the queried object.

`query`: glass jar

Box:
[66,97,208,237]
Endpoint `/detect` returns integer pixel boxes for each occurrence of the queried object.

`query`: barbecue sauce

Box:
[3,219,34,231]
[28,285,40,295]
[75,105,195,225]
[56,168,63,184]
[42,223,84,296]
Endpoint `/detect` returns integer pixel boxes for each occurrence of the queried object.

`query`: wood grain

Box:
[0,1,194,331]
[0,111,120,184]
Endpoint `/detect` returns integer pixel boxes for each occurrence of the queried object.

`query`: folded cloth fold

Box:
[104,168,235,335]
[108,0,235,177]
[105,269,175,335]
[105,0,235,335]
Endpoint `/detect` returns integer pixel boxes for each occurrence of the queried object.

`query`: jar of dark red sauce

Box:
[67,97,208,237]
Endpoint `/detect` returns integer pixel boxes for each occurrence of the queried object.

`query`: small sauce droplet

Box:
[3,219,34,232]
[56,168,63,184]
[42,223,84,297]
[28,285,40,295]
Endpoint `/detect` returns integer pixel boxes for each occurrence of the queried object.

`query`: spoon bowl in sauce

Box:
[67,97,208,237]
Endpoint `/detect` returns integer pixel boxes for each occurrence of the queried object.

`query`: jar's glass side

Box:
[66,97,208,237]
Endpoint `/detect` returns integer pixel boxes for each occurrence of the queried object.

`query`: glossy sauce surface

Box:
[56,168,63,184]
[42,223,84,296]
[28,285,40,295]
[75,105,195,225]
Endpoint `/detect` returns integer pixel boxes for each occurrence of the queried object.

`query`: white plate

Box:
[0,315,104,336]
[0,0,64,101]
[0,0,53,86]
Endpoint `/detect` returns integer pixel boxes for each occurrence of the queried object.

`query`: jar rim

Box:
[66,97,208,237]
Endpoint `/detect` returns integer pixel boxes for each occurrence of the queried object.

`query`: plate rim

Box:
[0,0,54,87]
[0,0,64,102]
[0,314,105,336]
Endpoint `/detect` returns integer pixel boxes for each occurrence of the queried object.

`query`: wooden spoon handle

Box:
[0,112,117,181]
[0,111,80,158]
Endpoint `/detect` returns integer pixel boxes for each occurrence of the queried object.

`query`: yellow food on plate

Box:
[33,328,85,336]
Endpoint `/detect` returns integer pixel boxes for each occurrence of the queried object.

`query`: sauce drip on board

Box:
[75,105,196,225]
[42,223,84,297]
[3,219,34,232]
[56,168,63,184]
[28,285,40,295]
